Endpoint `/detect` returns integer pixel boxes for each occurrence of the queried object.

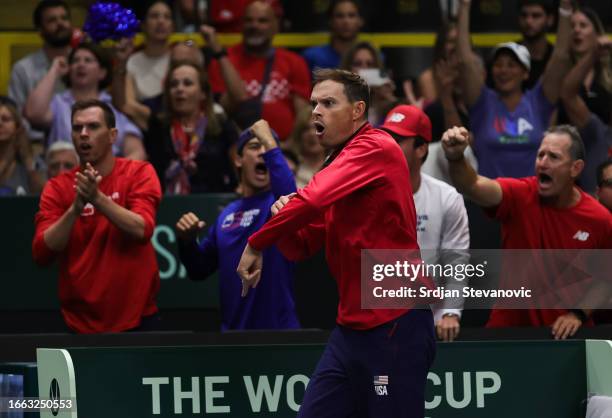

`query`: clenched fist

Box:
[441,126,470,162]
[176,212,206,241]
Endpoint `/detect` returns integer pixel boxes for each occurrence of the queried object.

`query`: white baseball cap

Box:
[492,42,531,71]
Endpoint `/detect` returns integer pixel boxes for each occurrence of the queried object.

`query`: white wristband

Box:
[559,7,572,17]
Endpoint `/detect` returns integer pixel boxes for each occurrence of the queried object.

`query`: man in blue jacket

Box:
[176,119,299,330]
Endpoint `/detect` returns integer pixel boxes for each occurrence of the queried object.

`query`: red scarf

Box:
[166,116,207,195]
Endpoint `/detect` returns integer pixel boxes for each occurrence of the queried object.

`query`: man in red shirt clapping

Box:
[33,99,162,333]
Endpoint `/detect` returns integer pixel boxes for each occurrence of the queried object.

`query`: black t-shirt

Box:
[558,76,612,126]
[521,41,554,91]
[425,99,471,143]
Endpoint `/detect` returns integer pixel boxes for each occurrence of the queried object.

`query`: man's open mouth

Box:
[538,173,552,187]
[313,121,325,136]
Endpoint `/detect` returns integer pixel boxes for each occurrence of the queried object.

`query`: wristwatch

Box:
[569,309,588,322]
[211,48,228,60]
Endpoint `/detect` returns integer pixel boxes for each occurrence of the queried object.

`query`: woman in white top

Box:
[126,1,173,101]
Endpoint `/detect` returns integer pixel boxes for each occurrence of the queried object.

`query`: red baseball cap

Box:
[380,105,432,142]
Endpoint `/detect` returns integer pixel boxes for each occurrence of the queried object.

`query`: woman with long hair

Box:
[558,7,612,126]
[137,60,238,194]
[0,97,44,195]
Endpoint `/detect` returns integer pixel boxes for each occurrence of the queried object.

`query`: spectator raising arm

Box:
[540,0,573,104]
[456,0,483,107]
[111,38,151,132]
[442,126,502,207]
[435,58,463,130]
[201,25,248,112]
[561,36,612,128]
[24,56,68,129]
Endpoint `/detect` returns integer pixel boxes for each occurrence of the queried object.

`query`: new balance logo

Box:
[387,113,405,123]
[373,375,388,396]
[573,231,589,242]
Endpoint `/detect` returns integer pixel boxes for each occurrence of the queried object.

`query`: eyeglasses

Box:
[599,178,612,188]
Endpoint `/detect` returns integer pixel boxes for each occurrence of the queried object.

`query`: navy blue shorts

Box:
[298,309,436,418]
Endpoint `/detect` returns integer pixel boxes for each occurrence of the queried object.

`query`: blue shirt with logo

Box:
[178,148,299,330]
[470,82,555,178]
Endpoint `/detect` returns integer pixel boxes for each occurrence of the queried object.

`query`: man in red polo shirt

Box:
[238,69,435,417]
[32,99,161,333]
[207,0,310,140]
[442,125,612,339]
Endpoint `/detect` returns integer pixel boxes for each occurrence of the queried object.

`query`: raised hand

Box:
[176,212,206,241]
[441,126,470,162]
[51,56,69,78]
[114,37,134,66]
[200,24,222,54]
[249,119,277,150]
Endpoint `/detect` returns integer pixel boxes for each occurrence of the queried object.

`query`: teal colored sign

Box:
[37,341,587,417]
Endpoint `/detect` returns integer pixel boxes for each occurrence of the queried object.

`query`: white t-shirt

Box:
[126,51,170,101]
[413,173,470,322]
[422,141,478,186]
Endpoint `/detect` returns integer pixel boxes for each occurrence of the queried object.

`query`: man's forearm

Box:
[219,58,248,106]
[94,193,146,240]
[43,205,79,251]
[448,155,478,195]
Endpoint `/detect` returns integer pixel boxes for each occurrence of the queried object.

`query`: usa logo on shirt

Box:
[221,209,261,230]
[494,117,533,144]
[373,375,389,396]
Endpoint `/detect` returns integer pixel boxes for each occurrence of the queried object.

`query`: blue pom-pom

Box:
[83,2,140,43]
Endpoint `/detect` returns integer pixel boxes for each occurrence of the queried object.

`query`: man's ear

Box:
[570,159,585,179]
[98,67,108,84]
[353,101,366,121]
[415,142,428,160]
[233,153,243,169]
[109,128,118,145]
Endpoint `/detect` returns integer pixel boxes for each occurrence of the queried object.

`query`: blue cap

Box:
[237,127,280,154]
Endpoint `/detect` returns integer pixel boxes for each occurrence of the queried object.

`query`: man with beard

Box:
[302,0,364,71]
[207,0,311,140]
[9,0,73,141]
[175,120,299,330]
[516,0,554,89]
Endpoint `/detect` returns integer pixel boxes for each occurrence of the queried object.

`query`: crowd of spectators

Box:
[2,0,611,335]
[2,0,609,201]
